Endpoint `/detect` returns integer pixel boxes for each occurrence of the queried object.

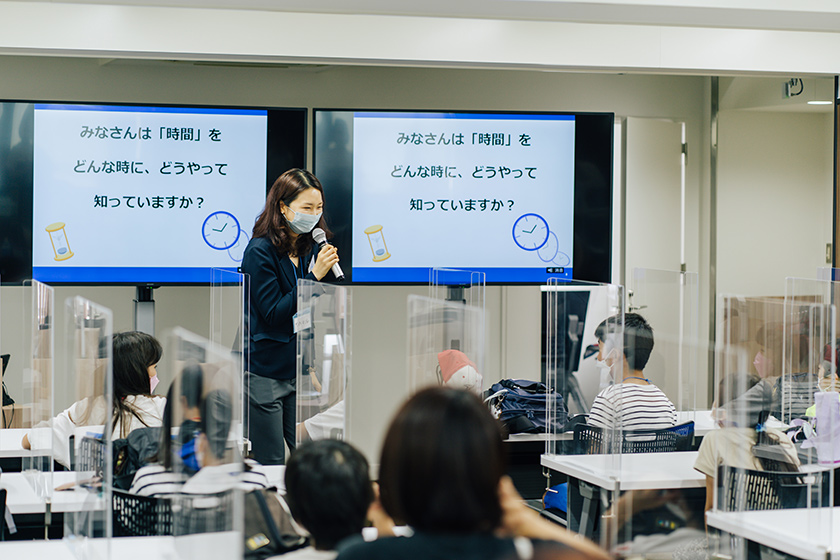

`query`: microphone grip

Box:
[317,241,345,281]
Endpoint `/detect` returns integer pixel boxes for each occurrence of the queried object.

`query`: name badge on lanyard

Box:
[293,306,311,334]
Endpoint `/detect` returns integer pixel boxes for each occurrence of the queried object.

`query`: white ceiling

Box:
[19,0,840,32]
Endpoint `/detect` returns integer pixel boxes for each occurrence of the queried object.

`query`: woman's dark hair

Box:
[285,440,373,550]
[252,168,332,257]
[155,383,176,469]
[716,372,761,409]
[111,331,162,436]
[378,387,507,533]
[180,360,204,410]
[153,362,205,470]
[199,389,233,460]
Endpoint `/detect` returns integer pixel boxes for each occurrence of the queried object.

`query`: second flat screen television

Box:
[314,110,613,284]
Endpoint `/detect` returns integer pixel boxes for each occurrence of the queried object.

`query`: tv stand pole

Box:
[134,286,157,336]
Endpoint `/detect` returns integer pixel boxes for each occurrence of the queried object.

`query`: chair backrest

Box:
[573,422,693,454]
[171,490,237,535]
[77,436,106,478]
[112,489,173,537]
[717,465,832,512]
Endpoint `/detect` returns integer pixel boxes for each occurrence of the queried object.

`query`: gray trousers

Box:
[247,373,296,465]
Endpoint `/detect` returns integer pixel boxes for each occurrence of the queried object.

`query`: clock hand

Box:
[523,224,537,234]
[212,223,228,233]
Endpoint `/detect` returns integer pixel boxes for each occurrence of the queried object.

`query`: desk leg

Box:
[44,501,51,540]
[567,477,600,540]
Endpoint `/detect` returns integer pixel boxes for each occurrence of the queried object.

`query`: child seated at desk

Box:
[694,373,799,512]
[588,313,676,432]
[21,331,166,468]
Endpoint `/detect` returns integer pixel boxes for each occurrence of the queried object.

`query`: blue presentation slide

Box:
[31,104,268,282]
[350,112,575,282]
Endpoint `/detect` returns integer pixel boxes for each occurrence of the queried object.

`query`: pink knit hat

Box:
[437,349,481,391]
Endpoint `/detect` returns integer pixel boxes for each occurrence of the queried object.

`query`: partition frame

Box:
[209,268,250,455]
[405,268,486,395]
[295,278,352,445]
[61,295,114,554]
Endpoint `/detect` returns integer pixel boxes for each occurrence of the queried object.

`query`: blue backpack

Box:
[487,379,568,434]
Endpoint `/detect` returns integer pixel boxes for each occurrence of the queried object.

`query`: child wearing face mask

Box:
[588,313,677,432]
[180,389,270,494]
[22,331,166,468]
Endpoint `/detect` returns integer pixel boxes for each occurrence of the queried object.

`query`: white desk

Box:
[541,451,704,492]
[707,508,840,560]
[505,432,573,443]
[542,451,703,539]
[676,410,716,437]
[2,471,99,516]
[0,531,240,559]
[0,428,42,459]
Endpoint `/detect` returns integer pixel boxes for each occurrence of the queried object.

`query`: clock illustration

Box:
[202,211,241,250]
[227,230,250,263]
[538,231,571,266]
[512,213,549,251]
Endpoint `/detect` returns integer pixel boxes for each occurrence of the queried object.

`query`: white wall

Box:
[0,54,738,461]
[717,110,833,297]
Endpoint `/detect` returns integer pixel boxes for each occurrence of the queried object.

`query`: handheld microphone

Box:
[311,228,345,281]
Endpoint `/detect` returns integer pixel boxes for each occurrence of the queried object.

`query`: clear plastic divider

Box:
[542,278,625,549]
[295,278,352,445]
[166,328,244,560]
[406,268,486,395]
[17,281,56,527]
[630,268,701,419]
[708,292,836,560]
[61,296,113,554]
[209,268,249,456]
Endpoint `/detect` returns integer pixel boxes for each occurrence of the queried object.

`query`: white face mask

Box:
[284,207,322,234]
[595,358,612,390]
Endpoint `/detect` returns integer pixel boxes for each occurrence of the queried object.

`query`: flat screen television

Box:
[313,110,613,284]
[0,101,305,285]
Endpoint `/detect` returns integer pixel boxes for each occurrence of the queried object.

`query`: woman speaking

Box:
[241,168,339,465]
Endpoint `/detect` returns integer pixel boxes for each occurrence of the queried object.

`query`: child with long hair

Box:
[22,331,166,468]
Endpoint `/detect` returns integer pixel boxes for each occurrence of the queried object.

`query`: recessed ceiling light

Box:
[807,100,833,105]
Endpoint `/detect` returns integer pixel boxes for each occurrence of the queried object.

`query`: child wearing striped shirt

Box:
[588,313,676,431]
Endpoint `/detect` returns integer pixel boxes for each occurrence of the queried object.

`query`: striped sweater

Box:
[588,383,677,431]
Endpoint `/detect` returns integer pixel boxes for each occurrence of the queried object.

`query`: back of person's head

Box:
[378,387,506,533]
[180,360,204,410]
[199,389,232,461]
[110,331,162,436]
[595,313,654,371]
[155,383,176,469]
[284,440,373,550]
[717,373,761,409]
[113,331,162,398]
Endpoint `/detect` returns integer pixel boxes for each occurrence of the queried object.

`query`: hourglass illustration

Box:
[45,222,74,261]
[364,225,391,262]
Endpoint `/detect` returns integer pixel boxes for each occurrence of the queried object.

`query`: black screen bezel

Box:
[313,108,614,285]
[0,100,306,286]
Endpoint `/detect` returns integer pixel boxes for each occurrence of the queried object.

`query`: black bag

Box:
[244,488,307,559]
[487,379,568,434]
[113,426,161,490]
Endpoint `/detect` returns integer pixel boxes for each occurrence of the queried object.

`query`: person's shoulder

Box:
[336,536,407,560]
[278,547,337,560]
[702,427,754,447]
[245,236,275,254]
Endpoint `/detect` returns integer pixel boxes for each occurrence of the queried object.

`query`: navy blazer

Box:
[241,236,316,380]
